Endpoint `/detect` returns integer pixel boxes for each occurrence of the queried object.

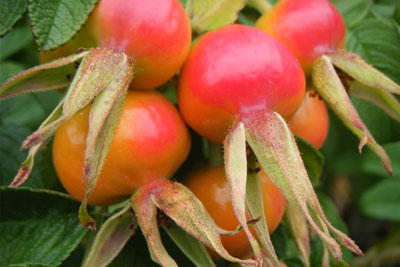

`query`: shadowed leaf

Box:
[186,0,246,33]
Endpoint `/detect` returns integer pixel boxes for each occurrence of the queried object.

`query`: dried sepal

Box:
[284,203,310,267]
[224,121,263,266]
[246,156,280,267]
[0,51,88,99]
[131,186,178,267]
[9,100,63,188]
[78,53,134,229]
[82,204,135,267]
[243,110,362,261]
[313,55,392,175]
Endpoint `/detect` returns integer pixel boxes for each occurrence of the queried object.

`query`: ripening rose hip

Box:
[178,24,305,143]
[184,165,285,258]
[256,0,346,74]
[289,89,329,149]
[53,91,191,205]
[71,0,191,90]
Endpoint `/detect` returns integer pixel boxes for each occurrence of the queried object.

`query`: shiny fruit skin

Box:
[52,91,191,205]
[72,0,191,90]
[184,165,286,258]
[288,89,329,149]
[256,0,346,75]
[178,24,305,143]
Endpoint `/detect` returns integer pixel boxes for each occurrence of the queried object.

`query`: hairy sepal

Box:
[0,51,88,99]
[224,121,263,266]
[82,205,135,267]
[284,203,310,267]
[21,48,132,150]
[348,80,400,123]
[186,0,246,33]
[329,50,400,95]
[245,156,279,267]
[78,52,133,230]
[313,55,392,175]
[132,181,250,266]
[131,186,178,267]
[9,101,63,188]
[163,222,215,267]
[243,110,362,261]
[136,180,256,266]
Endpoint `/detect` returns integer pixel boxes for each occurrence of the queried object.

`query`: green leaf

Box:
[186,0,246,33]
[346,19,400,85]
[163,222,215,267]
[0,0,27,36]
[331,0,372,27]
[296,137,324,185]
[395,1,400,25]
[0,186,87,267]
[0,91,63,130]
[351,97,394,144]
[0,23,33,61]
[28,0,98,51]
[0,61,25,84]
[361,178,400,221]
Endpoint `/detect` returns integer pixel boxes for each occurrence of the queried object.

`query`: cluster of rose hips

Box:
[3,0,399,265]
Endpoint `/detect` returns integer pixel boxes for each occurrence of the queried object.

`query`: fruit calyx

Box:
[224,109,362,263]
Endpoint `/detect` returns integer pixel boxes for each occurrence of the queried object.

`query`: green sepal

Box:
[245,156,280,267]
[149,180,256,266]
[21,48,132,150]
[284,203,310,267]
[243,110,362,261]
[131,185,178,267]
[347,80,400,123]
[186,0,246,33]
[82,204,135,267]
[0,51,88,99]
[313,55,392,175]
[329,50,400,95]
[78,51,134,230]
[224,120,263,265]
[163,222,215,267]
